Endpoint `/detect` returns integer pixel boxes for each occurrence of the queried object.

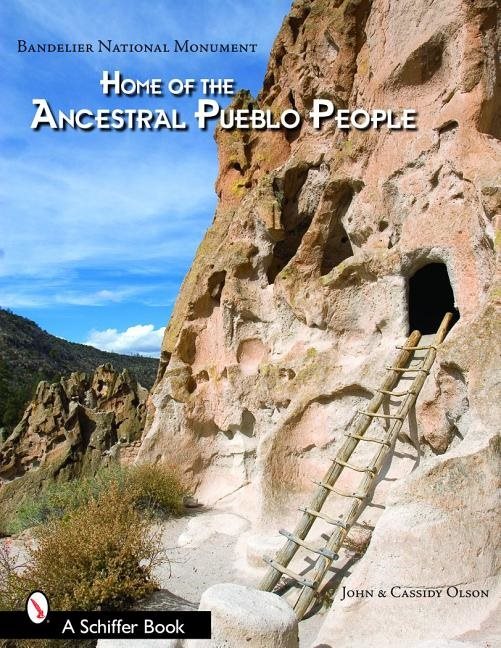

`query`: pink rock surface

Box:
[137,0,500,643]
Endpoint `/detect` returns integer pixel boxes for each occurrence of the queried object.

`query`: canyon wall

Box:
[0,365,147,526]
[137,0,500,644]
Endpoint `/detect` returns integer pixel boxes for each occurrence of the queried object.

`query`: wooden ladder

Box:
[259,312,453,620]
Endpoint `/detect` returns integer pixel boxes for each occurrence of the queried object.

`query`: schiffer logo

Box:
[26,591,49,624]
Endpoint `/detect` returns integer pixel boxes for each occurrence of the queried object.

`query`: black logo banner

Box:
[0,610,211,639]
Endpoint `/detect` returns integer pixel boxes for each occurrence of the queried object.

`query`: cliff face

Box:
[138,0,499,643]
[0,365,148,525]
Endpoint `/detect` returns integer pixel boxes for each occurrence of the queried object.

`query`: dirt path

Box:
[147,507,326,646]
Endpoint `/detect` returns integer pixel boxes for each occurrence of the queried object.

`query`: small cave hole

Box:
[186,376,197,394]
[157,351,171,382]
[266,221,310,282]
[240,409,256,437]
[176,328,197,365]
[408,263,460,334]
[321,186,355,275]
[195,370,209,384]
[279,367,296,381]
[397,37,444,86]
[267,166,311,283]
[288,16,303,43]
[275,45,286,67]
[208,270,226,304]
[437,120,458,136]
[190,271,226,319]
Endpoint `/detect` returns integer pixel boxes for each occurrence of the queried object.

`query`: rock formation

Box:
[137,0,500,644]
[0,364,148,523]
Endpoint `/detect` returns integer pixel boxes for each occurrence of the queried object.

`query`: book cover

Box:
[0,1,499,646]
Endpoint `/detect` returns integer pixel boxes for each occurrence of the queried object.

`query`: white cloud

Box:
[0,284,156,309]
[54,288,139,306]
[0,0,291,315]
[84,323,165,356]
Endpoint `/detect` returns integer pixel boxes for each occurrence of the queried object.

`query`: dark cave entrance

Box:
[408,263,459,334]
[267,166,311,284]
[321,185,354,275]
[266,219,311,283]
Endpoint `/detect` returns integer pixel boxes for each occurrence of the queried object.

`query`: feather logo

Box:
[31,597,45,619]
[26,591,49,624]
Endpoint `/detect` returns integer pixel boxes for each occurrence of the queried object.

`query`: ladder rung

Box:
[279,529,338,560]
[313,480,366,499]
[300,507,348,529]
[386,366,429,374]
[376,388,414,397]
[262,556,316,588]
[333,458,377,474]
[357,410,403,420]
[345,432,391,445]
[396,345,436,351]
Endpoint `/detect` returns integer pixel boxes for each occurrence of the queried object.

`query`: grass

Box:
[7,464,186,535]
[0,462,188,617]
[0,517,9,539]
[0,484,165,614]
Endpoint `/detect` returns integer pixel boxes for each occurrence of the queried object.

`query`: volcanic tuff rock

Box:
[0,364,148,523]
[0,307,157,432]
[137,0,500,643]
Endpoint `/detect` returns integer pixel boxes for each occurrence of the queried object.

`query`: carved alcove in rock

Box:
[320,184,355,275]
[266,166,311,283]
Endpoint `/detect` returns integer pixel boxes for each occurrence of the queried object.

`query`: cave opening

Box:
[321,186,354,275]
[266,166,310,283]
[266,219,312,283]
[408,263,459,334]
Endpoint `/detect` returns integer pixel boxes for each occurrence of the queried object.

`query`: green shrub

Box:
[126,464,186,515]
[8,465,127,534]
[0,516,9,539]
[0,542,22,611]
[1,484,165,612]
[7,464,186,534]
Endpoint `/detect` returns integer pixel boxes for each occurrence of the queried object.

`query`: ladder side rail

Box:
[292,313,452,619]
[259,329,422,592]
[293,414,402,618]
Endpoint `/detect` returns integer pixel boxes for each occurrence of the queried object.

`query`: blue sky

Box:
[0,0,291,356]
